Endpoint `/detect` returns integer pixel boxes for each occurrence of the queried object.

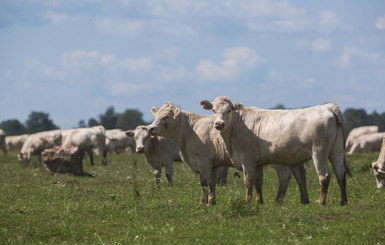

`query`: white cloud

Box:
[196,47,263,82]
[42,11,82,24]
[375,15,385,30]
[99,17,142,37]
[339,46,380,68]
[109,82,154,95]
[297,38,332,52]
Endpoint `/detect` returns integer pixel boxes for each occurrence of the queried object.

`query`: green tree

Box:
[116,109,146,130]
[78,119,87,128]
[0,119,26,136]
[88,118,99,127]
[99,106,117,130]
[25,111,59,134]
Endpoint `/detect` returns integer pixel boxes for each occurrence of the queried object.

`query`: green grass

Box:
[0,151,384,244]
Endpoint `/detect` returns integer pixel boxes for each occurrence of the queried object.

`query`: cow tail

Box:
[331,103,352,178]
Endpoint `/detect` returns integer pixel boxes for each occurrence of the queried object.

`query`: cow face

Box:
[126,126,151,153]
[17,152,29,165]
[372,161,385,188]
[200,96,243,131]
[148,102,180,136]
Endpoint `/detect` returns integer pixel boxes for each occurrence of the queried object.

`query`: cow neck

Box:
[147,136,159,156]
[170,110,195,154]
[219,110,241,157]
[378,136,385,163]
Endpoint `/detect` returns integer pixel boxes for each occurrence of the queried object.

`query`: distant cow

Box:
[0,129,7,156]
[126,126,182,187]
[148,102,309,206]
[5,134,28,152]
[61,126,107,165]
[346,126,379,153]
[348,132,384,154]
[106,129,135,154]
[201,96,350,205]
[372,135,385,188]
[18,130,62,165]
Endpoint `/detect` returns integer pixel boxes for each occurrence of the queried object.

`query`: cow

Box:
[148,102,309,206]
[201,96,351,206]
[61,126,107,165]
[18,130,62,165]
[0,129,7,156]
[5,134,28,152]
[348,132,384,154]
[346,126,379,153]
[106,129,135,154]
[372,135,385,188]
[126,126,182,187]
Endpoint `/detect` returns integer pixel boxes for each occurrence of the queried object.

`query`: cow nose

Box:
[137,146,145,153]
[215,121,225,130]
[149,127,155,134]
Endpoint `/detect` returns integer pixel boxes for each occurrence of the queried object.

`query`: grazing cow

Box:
[0,129,7,156]
[106,129,136,154]
[201,96,351,205]
[18,130,62,165]
[5,134,28,152]
[372,135,385,188]
[61,126,107,165]
[348,132,384,154]
[126,126,182,187]
[346,126,379,153]
[148,102,309,206]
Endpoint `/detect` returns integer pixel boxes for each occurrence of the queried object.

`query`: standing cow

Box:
[345,126,378,153]
[348,132,384,154]
[148,102,309,205]
[61,126,107,165]
[5,134,28,152]
[105,129,136,154]
[372,135,385,188]
[0,129,7,156]
[126,126,182,187]
[201,96,351,205]
[18,130,62,165]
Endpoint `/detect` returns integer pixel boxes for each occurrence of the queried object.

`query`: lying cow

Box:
[372,135,385,188]
[126,126,182,187]
[106,129,136,154]
[61,126,107,165]
[5,134,28,152]
[148,102,309,206]
[18,130,62,165]
[0,129,7,156]
[346,126,378,153]
[201,96,351,205]
[348,132,384,154]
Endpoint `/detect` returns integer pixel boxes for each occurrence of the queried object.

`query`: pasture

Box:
[0,151,384,244]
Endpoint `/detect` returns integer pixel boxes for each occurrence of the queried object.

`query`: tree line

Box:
[1,105,384,136]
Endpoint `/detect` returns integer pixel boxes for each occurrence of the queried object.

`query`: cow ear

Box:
[125,130,135,138]
[151,107,159,116]
[200,100,213,110]
[233,102,244,110]
[173,108,180,119]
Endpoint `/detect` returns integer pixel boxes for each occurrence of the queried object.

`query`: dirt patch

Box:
[321,213,350,222]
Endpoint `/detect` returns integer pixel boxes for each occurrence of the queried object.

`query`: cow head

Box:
[148,102,180,136]
[372,161,385,188]
[17,152,29,165]
[126,126,152,153]
[200,96,243,131]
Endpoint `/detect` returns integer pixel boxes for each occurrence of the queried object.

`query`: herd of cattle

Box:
[0,96,384,206]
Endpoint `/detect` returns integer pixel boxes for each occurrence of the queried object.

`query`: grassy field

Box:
[0,151,384,244]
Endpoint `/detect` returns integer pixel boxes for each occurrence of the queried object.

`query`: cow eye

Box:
[227,110,231,114]
[212,109,216,113]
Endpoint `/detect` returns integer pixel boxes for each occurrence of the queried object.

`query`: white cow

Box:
[346,126,379,153]
[18,130,62,165]
[61,126,107,165]
[348,132,384,154]
[106,129,135,154]
[372,135,385,188]
[148,102,309,205]
[5,134,28,152]
[201,96,351,205]
[0,129,7,156]
[126,126,182,187]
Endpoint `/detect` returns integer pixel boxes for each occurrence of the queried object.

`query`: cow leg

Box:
[164,161,173,188]
[290,163,310,204]
[208,169,217,206]
[87,150,94,165]
[313,154,330,205]
[242,163,257,205]
[254,165,264,204]
[102,149,107,165]
[329,154,348,206]
[154,166,162,187]
[272,164,291,204]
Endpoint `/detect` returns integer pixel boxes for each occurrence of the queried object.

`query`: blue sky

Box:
[1,0,385,129]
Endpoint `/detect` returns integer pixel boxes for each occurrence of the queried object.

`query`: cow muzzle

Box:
[372,162,385,188]
[136,146,145,153]
[214,121,225,130]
